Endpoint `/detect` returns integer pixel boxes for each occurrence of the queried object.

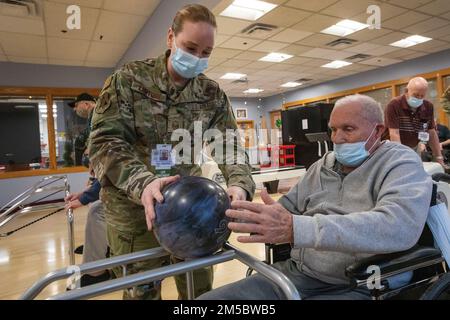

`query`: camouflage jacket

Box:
[89,51,255,213]
[442,86,450,114]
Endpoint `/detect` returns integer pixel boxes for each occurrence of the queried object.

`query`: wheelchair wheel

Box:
[420,273,450,300]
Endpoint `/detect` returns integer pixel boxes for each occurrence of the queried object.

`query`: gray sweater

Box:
[279,141,432,284]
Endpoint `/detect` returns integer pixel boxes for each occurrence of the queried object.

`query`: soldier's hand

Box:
[142,175,180,231]
[227,186,247,201]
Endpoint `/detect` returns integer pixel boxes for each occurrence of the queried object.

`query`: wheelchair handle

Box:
[432,173,450,184]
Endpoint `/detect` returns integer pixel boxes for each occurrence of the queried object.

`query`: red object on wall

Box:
[260,145,296,168]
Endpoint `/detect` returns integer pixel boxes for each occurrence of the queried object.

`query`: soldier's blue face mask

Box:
[334,125,379,167]
[170,41,209,79]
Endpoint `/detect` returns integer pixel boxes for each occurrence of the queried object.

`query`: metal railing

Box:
[21,243,301,300]
[0,175,75,265]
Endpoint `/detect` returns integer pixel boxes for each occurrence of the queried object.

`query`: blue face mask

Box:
[170,41,209,79]
[407,96,424,109]
[334,126,379,167]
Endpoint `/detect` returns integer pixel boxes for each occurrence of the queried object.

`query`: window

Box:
[53,97,92,168]
[0,96,50,172]
[362,87,393,111]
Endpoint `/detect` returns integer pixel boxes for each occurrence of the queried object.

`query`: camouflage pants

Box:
[107,224,213,300]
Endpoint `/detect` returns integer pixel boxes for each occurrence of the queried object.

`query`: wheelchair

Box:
[248,173,450,300]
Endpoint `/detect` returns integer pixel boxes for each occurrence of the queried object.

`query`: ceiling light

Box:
[321,60,352,69]
[390,35,432,48]
[259,52,293,63]
[244,88,264,94]
[321,19,369,37]
[281,82,303,88]
[220,73,247,80]
[220,0,277,21]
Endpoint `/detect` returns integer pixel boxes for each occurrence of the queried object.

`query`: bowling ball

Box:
[154,176,231,259]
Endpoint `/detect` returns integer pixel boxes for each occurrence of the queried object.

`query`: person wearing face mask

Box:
[66,93,111,287]
[385,77,445,169]
[198,94,432,300]
[88,4,255,300]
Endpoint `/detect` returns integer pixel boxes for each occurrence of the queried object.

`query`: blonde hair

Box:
[172,4,217,35]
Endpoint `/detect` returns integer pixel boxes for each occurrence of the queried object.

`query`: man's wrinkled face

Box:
[167,20,215,59]
[329,102,380,150]
[406,84,428,100]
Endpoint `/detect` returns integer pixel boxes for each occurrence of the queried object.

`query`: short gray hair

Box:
[334,94,384,124]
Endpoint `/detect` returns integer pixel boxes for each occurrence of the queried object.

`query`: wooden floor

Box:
[0,179,299,300]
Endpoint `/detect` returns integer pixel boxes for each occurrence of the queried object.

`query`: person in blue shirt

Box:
[65,93,110,287]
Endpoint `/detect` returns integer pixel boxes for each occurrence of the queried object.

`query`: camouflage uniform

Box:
[88,51,255,300]
[442,86,450,115]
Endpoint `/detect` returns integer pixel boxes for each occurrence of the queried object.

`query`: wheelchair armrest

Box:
[345,246,442,286]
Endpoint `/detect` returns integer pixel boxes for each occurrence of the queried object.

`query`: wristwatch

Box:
[435,156,444,160]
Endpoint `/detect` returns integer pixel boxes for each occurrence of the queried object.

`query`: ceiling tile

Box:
[401,51,429,60]
[382,11,431,30]
[93,11,148,44]
[219,36,262,50]
[266,63,298,71]
[299,33,341,47]
[346,43,382,53]
[219,59,251,68]
[215,34,231,47]
[359,57,402,66]
[443,12,450,20]
[382,49,419,59]
[282,56,312,65]
[48,0,104,8]
[251,40,289,53]
[282,44,315,55]
[320,0,378,18]
[233,51,267,61]
[370,45,401,56]
[44,1,100,40]
[47,37,90,60]
[0,54,7,61]
[209,48,243,59]
[0,32,46,58]
[403,17,449,34]
[48,58,85,66]
[284,0,339,12]
[424,25,450,39]
[0,15,45,36]
[215,17,252,36]
[208,56,228,67]
[300,57,334,67]
[86,41,128,64]
[348,28,393,42]
[102,0,161,16]
[383,0,434,10]
[8,56,48,64]
[245,61,275,69]
[257,6,312,27]
[415,0,450,15]
[269,28,313,43]
[412,40,450,52]
[290,14,341,33]
[370,31,410,45]
[300,48,353,60]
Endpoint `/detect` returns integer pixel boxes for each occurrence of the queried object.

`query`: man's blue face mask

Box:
[407,96,424,109]
[334,126,379,167]
[170,41,209,79]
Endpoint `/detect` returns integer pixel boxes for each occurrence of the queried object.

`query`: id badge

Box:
[151,144,175,176]
[418,131,430,142]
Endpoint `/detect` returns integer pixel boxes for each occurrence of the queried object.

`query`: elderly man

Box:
[198,94,432,300]
[385,77,445,168]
